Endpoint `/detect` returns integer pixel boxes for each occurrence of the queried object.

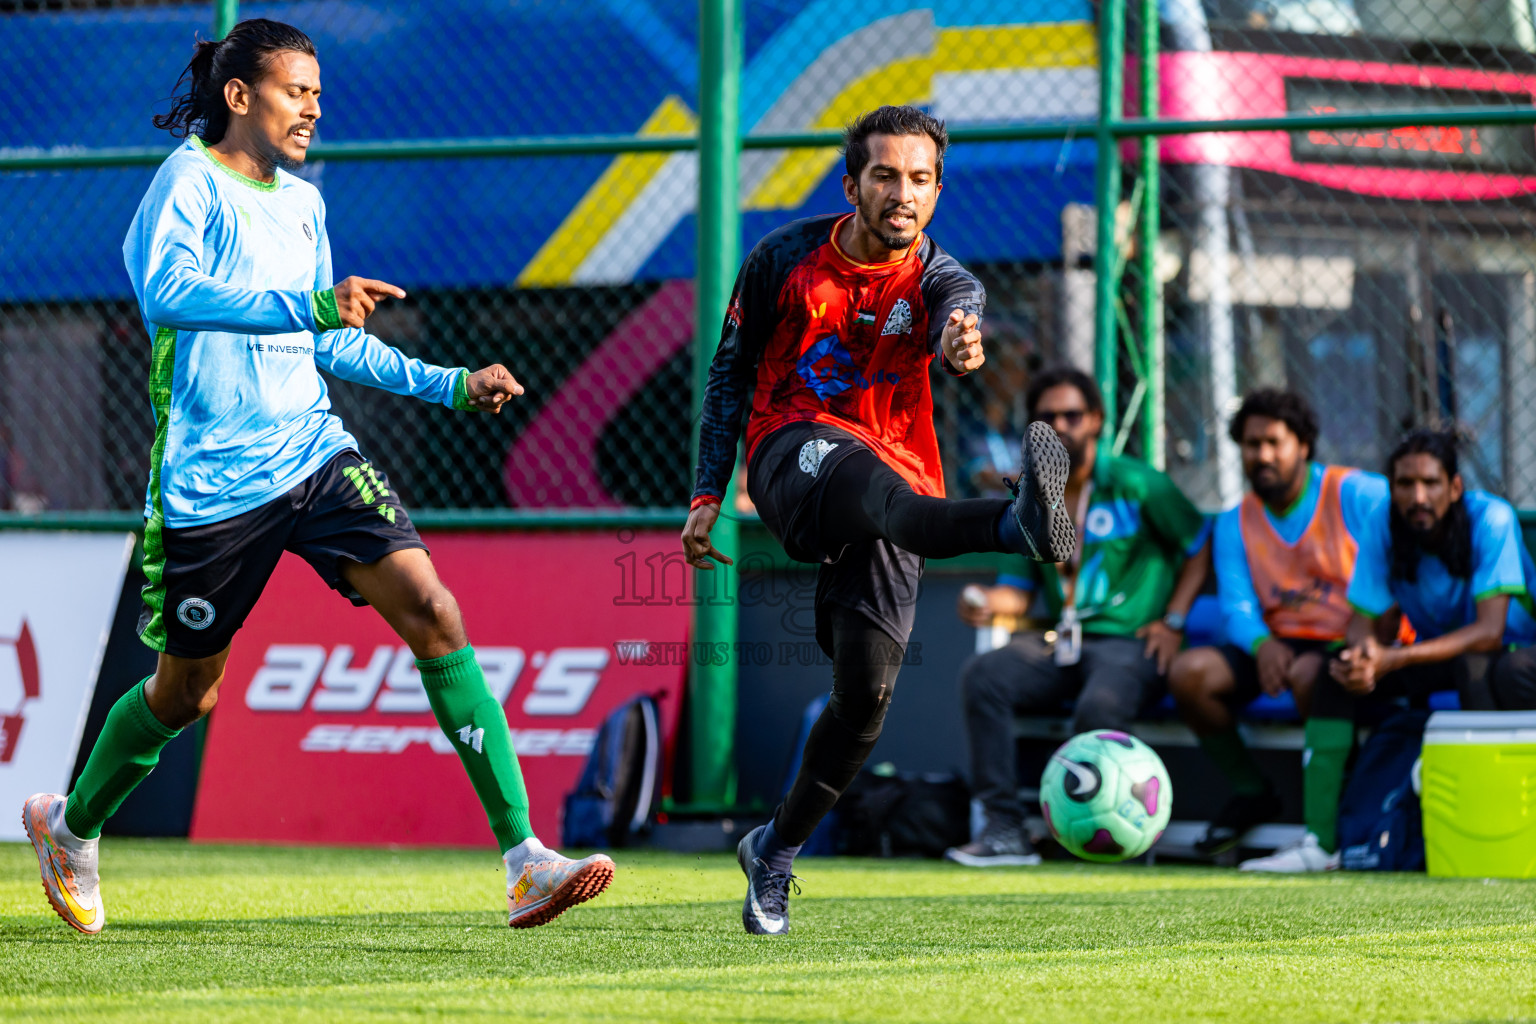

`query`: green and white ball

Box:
[1040,730,1172,862]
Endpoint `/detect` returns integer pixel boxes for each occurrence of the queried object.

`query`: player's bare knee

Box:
[151,666,224,729]
[1166,651,1200,701]
[398,584,466,654]
[189,677,224,720]
[1168,648,1219,702]
[1286,653,1323,692]
[411,584,452,625]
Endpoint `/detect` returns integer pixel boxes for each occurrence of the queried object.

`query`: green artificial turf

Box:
[1,842,1533,1022]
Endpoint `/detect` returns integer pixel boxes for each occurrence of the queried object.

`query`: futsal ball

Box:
[1040,730,1172,862]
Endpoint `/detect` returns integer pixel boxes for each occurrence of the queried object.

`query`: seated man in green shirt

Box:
[945,367,1210,866]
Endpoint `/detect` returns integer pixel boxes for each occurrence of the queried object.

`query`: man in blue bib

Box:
[1329,428,1536,713]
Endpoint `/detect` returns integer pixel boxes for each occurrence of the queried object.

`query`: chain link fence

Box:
[1141,0,1536,510]
[2,0,1534,516]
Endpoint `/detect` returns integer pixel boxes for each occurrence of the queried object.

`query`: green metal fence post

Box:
[1139,0,1163,468]
[688,0,742,812]
[1094,0,1126,440]
[214,0,239,38]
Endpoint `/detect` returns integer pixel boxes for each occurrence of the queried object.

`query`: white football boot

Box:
[504,839,614,928]
[23,793,104,934]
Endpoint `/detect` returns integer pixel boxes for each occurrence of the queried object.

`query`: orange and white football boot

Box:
[22,793,104,935]
[504,841,614,929]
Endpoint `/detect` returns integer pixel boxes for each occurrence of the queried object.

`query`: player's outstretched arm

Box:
[314,322,523,412]
[130,174,359,338]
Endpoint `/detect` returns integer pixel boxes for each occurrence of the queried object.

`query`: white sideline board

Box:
[0,532,134,841]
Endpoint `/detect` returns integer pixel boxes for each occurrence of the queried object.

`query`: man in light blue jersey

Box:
[22,19,612,935]
[1326,428,1536,713]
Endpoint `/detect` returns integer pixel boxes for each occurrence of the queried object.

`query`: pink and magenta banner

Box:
[191,531,688,848]
[1155,51,1536,200]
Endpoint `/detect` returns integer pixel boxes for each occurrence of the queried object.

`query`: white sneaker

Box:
[1238,831,1340,873]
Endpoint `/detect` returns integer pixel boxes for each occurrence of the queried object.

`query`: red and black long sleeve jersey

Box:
[692,213,986,504]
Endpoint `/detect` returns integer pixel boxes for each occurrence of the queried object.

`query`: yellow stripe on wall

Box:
[744,22,1097,212]
[935,22,1097,70]
[748,55,937,209]
[517,96,697,287]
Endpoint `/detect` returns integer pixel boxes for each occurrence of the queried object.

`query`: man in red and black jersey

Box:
[681,105,1076,935]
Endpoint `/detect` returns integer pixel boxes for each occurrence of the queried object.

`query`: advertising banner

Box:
[190,530,690,847]
[0,532,134,841]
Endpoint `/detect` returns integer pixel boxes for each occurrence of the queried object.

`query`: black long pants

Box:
[1491,647,1536,709]
[817,448,1009,560]
[773,605,907,846]
[759,435,1013,846]
[1311,647,1536,719]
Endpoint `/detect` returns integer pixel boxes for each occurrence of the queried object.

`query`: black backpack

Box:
[560,694,661,849]
[836,766,971,858]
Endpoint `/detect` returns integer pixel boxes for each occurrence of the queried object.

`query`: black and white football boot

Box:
[737,824,801,936]
[1006,419,1076,563]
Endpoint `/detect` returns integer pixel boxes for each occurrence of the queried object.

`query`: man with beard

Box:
[944,367,1210,867]
[682,105,1076,934]
[1231,429,1536,874]
[1326,429,1536,717]
[1169,389,1388,869]
[23,19,612,935]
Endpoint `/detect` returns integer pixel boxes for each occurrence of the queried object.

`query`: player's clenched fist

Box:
[333,276,407,328]
[466,364,524,413]
[941,308,984,373]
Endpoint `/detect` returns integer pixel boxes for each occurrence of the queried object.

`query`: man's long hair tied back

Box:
[152,19,316,144]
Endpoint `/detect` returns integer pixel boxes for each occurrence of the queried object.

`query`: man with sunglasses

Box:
[946,367,1210,866]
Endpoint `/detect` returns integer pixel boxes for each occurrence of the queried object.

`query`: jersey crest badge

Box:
[881,299,913,336]
[798,439,839,477]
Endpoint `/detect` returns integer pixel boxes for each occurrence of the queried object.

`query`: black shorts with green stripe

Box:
[137,450,426,659]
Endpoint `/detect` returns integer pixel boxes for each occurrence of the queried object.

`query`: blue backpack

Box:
[1338,709,1428,872]
[561,694,661,849]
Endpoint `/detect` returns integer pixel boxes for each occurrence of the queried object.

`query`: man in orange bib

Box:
[1169,389,1388,871]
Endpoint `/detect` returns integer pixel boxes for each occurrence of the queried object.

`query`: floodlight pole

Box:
[688,0,742,811]
[214,0,238,38]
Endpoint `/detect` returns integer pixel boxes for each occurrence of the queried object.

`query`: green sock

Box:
[64,677,180,840]
[1303,717,1353,853]
[418,645,533,853]
[1198,727,1269,797]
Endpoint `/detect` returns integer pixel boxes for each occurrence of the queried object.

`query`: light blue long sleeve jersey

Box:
[124,136,471,528]
[1213,463,1389,654]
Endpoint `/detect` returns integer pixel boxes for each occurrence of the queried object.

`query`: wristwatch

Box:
[1162,610,1187,632]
